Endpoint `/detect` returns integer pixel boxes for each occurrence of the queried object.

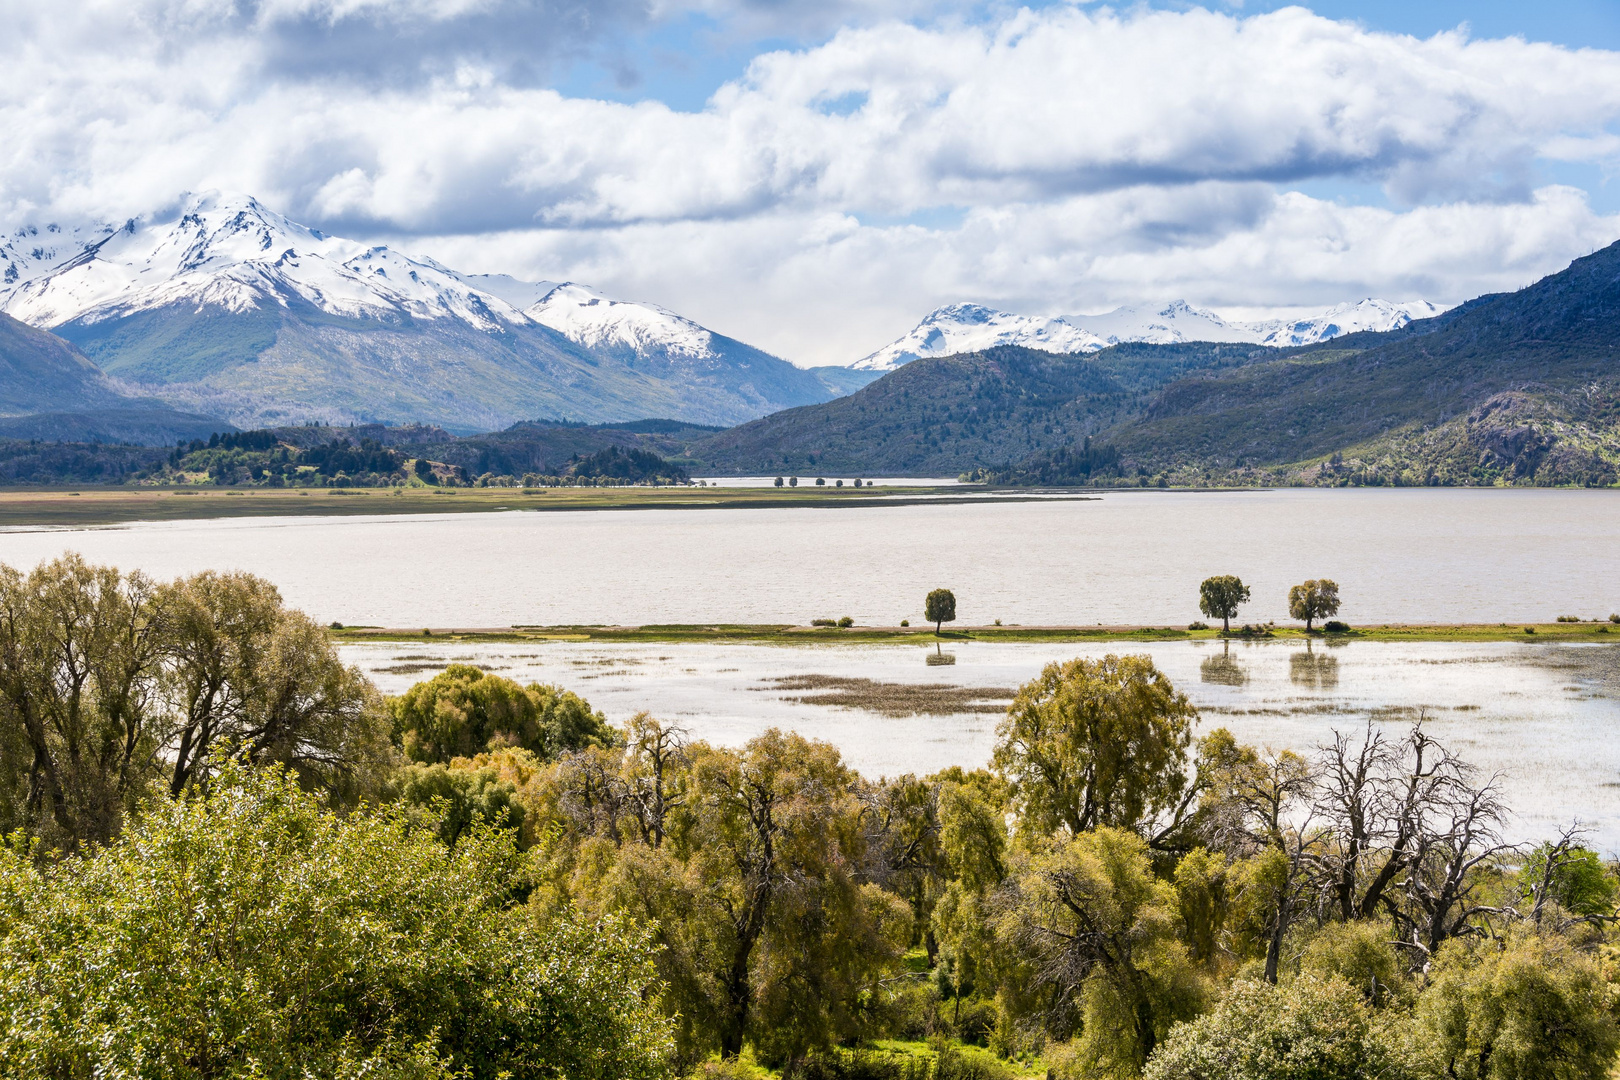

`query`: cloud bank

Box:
[3,1,1618,363]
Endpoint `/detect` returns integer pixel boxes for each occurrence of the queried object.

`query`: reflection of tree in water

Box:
[1290,646,1340,690]
[1200,644,1249,686]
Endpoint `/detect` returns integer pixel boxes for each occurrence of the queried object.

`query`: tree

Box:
[591,729,907,1068]
[993,654,1196,838]
[390,664,616,764]
[1412,929,1620,1080]
[996,827,1208,1072]
[0,762,673,1079]
[1197,575,1249,633]
[925,588,957,635]
[0,556,390,849]
[1287,578,1340,632]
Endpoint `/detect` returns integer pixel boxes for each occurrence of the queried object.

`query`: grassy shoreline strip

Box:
[329,622,1620,645]
[0,485,1095,527]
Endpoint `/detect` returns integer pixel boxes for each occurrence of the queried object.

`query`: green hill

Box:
[689,342,1267,475]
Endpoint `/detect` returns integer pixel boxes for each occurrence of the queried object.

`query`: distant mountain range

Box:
[0,194,867,433]
[854,298,1445,370]
[688,240,1620,486]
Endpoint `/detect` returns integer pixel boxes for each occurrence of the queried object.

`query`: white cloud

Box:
[2,1,1619,363]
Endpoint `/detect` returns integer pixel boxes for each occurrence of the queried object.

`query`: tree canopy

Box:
[926,588,957,634]
[1197,575,1249,633]
[1288,578,1341,631]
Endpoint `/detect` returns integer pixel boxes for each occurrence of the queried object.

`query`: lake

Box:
[0,488,1616,628]
[339,636,1620,851]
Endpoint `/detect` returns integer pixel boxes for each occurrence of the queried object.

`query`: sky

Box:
[3,1,1620,366]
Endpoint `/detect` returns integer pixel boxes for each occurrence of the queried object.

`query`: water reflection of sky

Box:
[341,638,1620,853]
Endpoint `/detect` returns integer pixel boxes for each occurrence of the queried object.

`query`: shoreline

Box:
[0,485,1102,528]
[330,622,1620,645]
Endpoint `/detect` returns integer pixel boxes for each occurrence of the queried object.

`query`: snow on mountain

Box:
[855,297,1447,370]
[524,282,718,360]
[853,303,1107,370]
[0,194,543,331]
[1249,299,1446,346]
[0,194,768,370]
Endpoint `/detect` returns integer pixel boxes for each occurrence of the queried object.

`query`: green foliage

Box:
[926,589,957,633]
[389,663,617,763]
[567,445,690,483]
[0,761,673,1079]
[1141,976,1410,1080]
[0,555,389,848]
[996,827,1208,1071]
[1519,841,1619,919]
[993,654,1195,836]
[1198,575,1250,633]
[1288,579,1341,631]
[386,759,527,847]
[1412,929,1620,1080]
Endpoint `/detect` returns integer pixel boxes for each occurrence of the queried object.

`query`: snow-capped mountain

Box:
[854,298,1446,370]
[0,193,846,430]
[853,304,1108,370]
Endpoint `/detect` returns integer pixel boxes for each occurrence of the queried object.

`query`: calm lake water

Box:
[339,637,1620,851]
[0,488,1616,627]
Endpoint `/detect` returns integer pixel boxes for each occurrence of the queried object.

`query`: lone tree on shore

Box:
[1288,579,1340,632]
[925,588,957,636]
[1199,575,1250,633]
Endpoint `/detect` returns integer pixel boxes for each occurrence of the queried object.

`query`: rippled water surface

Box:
[341,637,1620,851]
[0,488,1616,627]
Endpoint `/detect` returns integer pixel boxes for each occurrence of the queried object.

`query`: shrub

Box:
[0,763,672,1079]
[901,619,910,627]
[1323,620,1350,633]
[812,618,838,627]
[1142,976,1408,1080]
[1187,621,1209,631]
[1524,627,1537,634]
[1556,615,1581,623]
[1610,614,1619,624]
[839,616,855,628]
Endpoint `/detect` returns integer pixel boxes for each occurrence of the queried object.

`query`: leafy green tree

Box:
[159,569,391,802]
[0,556,389,849]
[996,827,1207,1073]
[1197,575,1250,633]
[387,759,527,848]
[925,588,957,635]
[599,729,907,1068]
[1411,929,1620,1080]
[993,654,1197,838]
[1519,836,1618,922]
[1287,579,1341,632]
[390,664,616,763]
[1141,976,1410,1080]
[0,761,672,1079]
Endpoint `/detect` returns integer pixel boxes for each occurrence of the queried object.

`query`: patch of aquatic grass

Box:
[760,674,1015,717]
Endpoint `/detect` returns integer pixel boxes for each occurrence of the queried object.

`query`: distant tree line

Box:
[0,428,693,488]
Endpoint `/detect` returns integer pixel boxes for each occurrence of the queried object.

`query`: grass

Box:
[327,622,1620,646]
[762,675,1017,716]
[0,484,1093,528]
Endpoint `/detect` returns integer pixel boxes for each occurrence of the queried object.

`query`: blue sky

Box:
[3,0,1620,363]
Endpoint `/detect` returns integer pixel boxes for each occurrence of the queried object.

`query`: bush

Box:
[1187,621,1209,630]
[812,618,838,627]
[901,619,910,627]
[1610,614,1619,624]
[0,763,672,1079]
[1323,620,1350,633]
[1556,615,1581,623]
[1142,976,1408,1080]
[839,616,855,628]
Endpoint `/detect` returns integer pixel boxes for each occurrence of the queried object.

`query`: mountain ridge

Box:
[0,194,851,431]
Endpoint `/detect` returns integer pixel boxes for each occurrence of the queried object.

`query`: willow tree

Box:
[993,654,1197,839]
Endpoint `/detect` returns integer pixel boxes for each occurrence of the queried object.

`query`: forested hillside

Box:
[690,343,1268,475]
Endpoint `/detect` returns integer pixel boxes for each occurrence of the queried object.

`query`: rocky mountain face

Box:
[0,194,849,432]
